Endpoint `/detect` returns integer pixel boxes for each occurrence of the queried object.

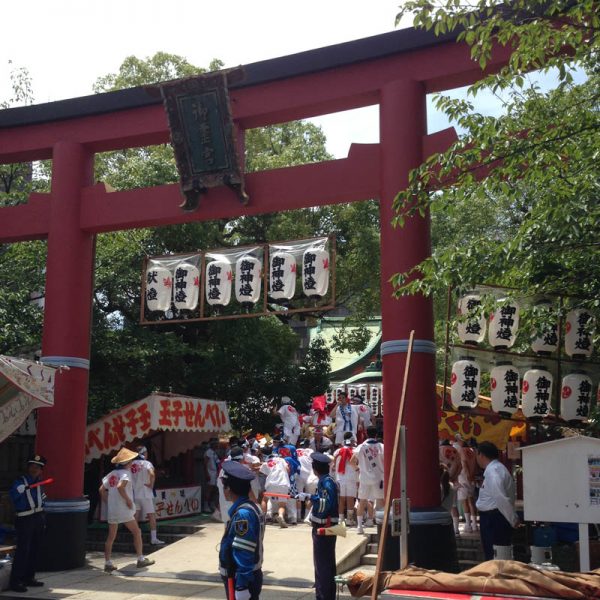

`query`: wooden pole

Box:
[370,330,415,600]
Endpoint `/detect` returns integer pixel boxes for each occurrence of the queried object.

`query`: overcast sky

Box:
[1,1,564,158]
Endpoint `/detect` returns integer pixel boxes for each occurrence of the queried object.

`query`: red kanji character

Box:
[166,501,174,516]
[159,399,172,427]
[155,501,165,517]
[108,475,119,488]
[103,420,120,449]
[194,403,206,428]
[111,414,126,444]
[124,408,139,437]
[184,401,195,428]
[323,257,329,269]
[291,263,297,273]
[204,403,220,427]
[171,400,183,427]
[138,403,152,433]
[130,462,141,474]
[87,427,103,452]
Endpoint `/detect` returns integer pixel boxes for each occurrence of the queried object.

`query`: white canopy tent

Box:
[0,355,57,443]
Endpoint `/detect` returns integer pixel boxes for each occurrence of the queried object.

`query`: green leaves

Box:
[392,0,600,353]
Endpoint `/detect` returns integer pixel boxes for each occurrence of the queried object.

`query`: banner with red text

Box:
[85,393,231,462]
[154,485,202,520]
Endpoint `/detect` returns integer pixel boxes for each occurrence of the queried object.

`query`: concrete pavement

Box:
[0,521,373,599]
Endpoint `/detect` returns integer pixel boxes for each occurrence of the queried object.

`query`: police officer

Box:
[8,455,47,593]
[298,452,339,600]
[219,461,265,600]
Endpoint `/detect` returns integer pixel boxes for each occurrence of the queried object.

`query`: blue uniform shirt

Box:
[9,475,45,516]
[309,473,339,525]
[219,496,264,590]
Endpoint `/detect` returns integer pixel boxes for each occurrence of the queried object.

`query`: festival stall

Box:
[85,392,231,520]
[0,355,57,443]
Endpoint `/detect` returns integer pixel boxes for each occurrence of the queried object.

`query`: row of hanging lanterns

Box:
[457,294,595,358]
[326,384,384,416]
[146,247,330,312]
[450,357,595,422]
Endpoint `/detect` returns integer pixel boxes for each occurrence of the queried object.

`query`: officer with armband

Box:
[8,455,47,593]
[218,461,265,600]
[297,452,339,600]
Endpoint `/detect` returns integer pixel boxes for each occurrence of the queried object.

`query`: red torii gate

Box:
[0,28,510,569]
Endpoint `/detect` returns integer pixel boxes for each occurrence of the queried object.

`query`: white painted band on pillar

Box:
[380,339,436,355]
[41,356,90,370]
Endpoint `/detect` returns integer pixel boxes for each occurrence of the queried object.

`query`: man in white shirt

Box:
[475,441,520,560]
[130,446,164,545]
[334,391,358,445]
[100,447,155,572]
[259,448,291,528]
[352,427,384,534]
[276,396,300,445]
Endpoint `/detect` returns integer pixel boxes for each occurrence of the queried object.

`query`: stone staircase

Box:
[347,528,485,575]
[85,520,205,554]
[455,531,485,571]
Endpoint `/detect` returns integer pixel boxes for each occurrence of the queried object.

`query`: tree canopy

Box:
[393,1,600,320]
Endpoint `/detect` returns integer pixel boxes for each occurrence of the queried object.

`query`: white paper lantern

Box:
[356,384,368,401]
[490,362,520,416]
[269,252,296,301]
[145,265,173,312]
[565,309,594,358]
[561,372,593,422]
[235,256,262,305]
[205,260,232,307]
[369,384,381,417]
[531,302,558,355]
[522,367,553,419]
[302,248,330,297]
[457,294,486,344]
[488,299,520,349]
[450,358,481,410]
[173,262,200,311]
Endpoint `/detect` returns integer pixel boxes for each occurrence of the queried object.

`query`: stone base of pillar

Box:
[38,499,90,571]
[377,508,459,573]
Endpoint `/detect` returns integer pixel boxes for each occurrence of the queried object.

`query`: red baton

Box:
[29,477,54,489]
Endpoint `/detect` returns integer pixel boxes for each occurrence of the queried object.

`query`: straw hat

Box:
[111,447,138,465]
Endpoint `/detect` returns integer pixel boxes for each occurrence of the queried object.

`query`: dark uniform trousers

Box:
[312,526,337,600]
[222,570,263,600]
[479,508,512,561]
[10,512,44,586]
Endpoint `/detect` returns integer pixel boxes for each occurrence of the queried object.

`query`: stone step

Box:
[458,559,481,571]
[361,553,378,566]
[85,540,164,554]
[457,547,484,560]
[367,542,379,554]
[86,523,204,539]
[85,531,192,553]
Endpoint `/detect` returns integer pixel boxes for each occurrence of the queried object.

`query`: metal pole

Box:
[400,425,409,569]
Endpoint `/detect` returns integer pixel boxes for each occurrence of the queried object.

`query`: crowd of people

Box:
[201,391,384,537]
[440,435,520,560]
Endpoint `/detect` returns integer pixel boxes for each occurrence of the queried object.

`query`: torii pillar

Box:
[379,80,454,569]
[35,141,95,569]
